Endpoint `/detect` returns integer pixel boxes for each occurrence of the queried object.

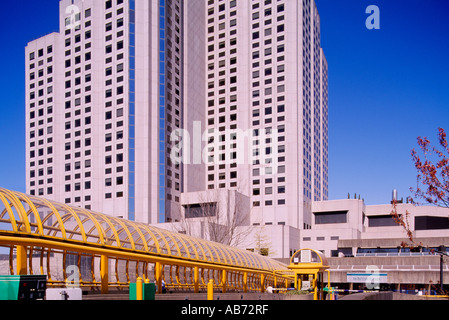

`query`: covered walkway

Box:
[0,187,292,294]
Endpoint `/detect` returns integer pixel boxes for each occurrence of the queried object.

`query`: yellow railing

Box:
[0,187,293,294]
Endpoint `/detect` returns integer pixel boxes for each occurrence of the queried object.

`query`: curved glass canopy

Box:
[0,187,286,272]
[290,248,329,267]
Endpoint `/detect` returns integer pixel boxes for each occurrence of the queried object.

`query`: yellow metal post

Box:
[155,262,162,294]
[295,274,300,290]
[313,274,318,300]
[221,270,227,293]
[136,277,143,300]
[100,255,109,294]
[194,266,199,293]
[207,279,214,300]
[16,245,27,275]
[260,273,266,293]
[243,272,248,293]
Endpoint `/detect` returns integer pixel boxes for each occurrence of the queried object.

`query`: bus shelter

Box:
[288,248,330,300]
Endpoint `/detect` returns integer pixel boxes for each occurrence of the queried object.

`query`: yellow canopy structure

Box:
[288,248,330,300]
[0,187,291,293]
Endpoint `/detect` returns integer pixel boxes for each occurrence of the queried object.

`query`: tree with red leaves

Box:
[391,128,449,248]
[390,200,418,249]
[391,128,449,294]
[411,127,449,208]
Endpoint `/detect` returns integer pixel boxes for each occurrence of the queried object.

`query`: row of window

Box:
[62,8,94,200]
[253,186,286,195]
[303,236,340,242]
[28,45,53,61]
[249,1,288,203]
[205,0,288,196]
[205,0,240,191]
[28,41,55,195]
[253,199,286,207]
[65,1,128,202]
[28,1,128,204]
[301,0,313,202]
[163,0,184,205]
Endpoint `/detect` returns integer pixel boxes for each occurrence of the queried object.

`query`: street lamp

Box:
[437,245,447,294]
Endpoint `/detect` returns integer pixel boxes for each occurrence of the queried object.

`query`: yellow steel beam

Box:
[0,188,31,233]
[16,245,27,275]
[170,232,191,260]
[158,228,182,257]
[207,279,214,300]
[175,265,180,287]
[127,221,149,252]
[31,196,67,239]
[18,197,44,236]
[0,193,18,232]
[60,212,86,241]
[194,266,199,293]
[188,237,207,261]
[101,255,109,294]
[260,273,266,293]
[201,242,216,263]
[58,204,88,242]
[75,207,106,245]
[145,225,170,255]
[108,216,136,250]
[221,270,227,293]
[178,233,199,260]
[243,272,248,293]
[139,224,162,254]
[92,213,121,247]
[28,246,34,275]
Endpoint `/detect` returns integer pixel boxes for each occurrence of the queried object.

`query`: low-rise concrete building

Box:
[271,199,449,292]
[157,193,449,292]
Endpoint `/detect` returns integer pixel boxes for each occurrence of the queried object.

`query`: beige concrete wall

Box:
[326,256,449,285]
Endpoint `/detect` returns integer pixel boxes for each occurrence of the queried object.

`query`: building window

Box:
[415,216,449,230]
[368,215,399,227]
[314,211,347,224]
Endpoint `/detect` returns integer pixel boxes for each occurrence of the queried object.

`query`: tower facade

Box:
[198,0,328,229]
[25,0,185,224]
[25,0,328,237]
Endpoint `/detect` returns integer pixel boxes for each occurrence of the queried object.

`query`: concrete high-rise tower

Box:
[198,0,328,231]
[25,0,328,256]
[26,0,188,224]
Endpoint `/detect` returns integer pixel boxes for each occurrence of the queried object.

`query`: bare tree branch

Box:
[171,189,254,248]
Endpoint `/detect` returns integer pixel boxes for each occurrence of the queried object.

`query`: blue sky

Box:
[0,1,448,205]
[314,0,449,204]
[0,1,59,192]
